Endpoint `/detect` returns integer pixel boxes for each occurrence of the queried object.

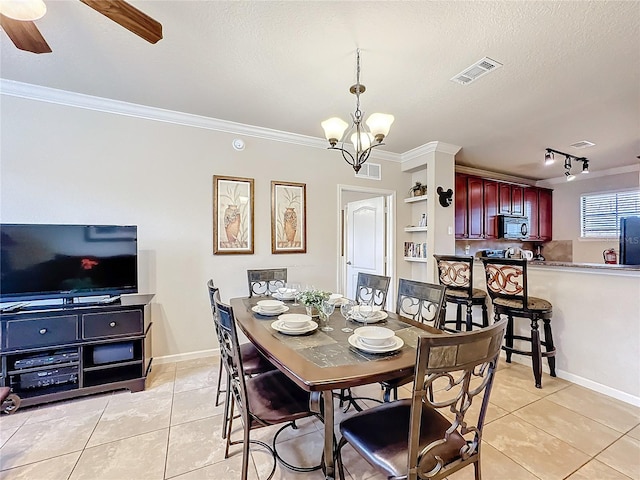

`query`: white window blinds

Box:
[580,190,640,238]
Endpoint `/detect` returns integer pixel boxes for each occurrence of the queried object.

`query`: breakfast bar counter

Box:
[472,261,640,405]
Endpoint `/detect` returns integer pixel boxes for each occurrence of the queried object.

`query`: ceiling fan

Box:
[0,0,162,54]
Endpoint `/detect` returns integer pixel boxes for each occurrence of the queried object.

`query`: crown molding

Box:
[455,165,538,186]
[0,79,403,162]
[402,141,462,161]
[540,164,640,186]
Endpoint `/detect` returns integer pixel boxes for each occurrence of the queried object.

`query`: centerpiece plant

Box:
[297,289,330,317]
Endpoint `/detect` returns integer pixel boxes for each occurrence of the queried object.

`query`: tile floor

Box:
[0,356,638,480]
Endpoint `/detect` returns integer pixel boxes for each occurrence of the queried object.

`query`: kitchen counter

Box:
[475,258,640,273]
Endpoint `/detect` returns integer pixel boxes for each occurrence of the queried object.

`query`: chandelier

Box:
[321,49,394,173]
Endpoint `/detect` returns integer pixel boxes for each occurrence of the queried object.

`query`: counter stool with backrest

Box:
[247,268,287,297]
[207,280,276,439]
[434,255,488,332]
[481,258,556,388]
[355,272,391,307]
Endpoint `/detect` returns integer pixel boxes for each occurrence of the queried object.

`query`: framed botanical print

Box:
[271,181,307,254]
[213,175,254,254]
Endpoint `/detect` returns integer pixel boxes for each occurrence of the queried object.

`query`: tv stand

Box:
[0,303,152,408]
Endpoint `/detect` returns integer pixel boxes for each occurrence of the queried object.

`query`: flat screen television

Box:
[0,224,138,304]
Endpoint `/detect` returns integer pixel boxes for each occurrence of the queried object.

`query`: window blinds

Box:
[580,190,640,237]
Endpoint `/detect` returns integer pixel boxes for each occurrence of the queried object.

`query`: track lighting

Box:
[545,148,589,181]
[544,150,555,166]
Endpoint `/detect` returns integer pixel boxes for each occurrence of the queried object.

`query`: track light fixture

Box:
[545,148,589,181]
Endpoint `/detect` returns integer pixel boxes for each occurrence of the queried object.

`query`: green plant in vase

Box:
[297,289,330,317]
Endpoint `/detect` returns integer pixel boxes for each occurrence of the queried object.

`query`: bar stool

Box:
[434,254,489,332]
[481,258,556,388]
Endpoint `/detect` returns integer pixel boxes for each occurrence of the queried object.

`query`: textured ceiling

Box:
[1,1,639,180]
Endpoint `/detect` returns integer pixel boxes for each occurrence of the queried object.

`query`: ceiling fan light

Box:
[0,0,46,21]
[351,131,373,151]
[365,113,394,142]
[321,117,349,146]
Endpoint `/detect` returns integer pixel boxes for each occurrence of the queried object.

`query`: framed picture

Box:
[271,181,306,254]
[213,175,254,254]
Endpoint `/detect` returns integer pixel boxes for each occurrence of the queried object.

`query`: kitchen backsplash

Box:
[454,239,573,262]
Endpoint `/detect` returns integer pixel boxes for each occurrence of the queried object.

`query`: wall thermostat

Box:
[232,138,245,151]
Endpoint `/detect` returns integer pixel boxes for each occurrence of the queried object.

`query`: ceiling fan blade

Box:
[79,0,162,44]
[0,15,51,53]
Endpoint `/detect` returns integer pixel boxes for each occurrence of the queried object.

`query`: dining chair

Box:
[355,272,391,307]
[207,280,276,439]
[379,279,446,402]
[481,258,556,388]
[336,318,508,480]
[434,254,489,332]
[213,294,321,480]
[247,268,287,297]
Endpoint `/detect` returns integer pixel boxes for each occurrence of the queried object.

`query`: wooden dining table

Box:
[230,296,441,479]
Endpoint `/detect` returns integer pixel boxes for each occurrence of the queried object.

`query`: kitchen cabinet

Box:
[455,172,552,241]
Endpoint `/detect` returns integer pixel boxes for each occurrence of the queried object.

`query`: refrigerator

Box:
[619,216,640,265]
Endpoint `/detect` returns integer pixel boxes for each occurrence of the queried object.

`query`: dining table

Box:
[230,296,442,479]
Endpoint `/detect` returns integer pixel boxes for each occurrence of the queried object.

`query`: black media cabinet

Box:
[0,303,152,408]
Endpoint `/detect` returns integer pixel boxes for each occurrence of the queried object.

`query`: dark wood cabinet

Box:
[483,180,499,239]
[456,172,552,241]
[1,304,152,408]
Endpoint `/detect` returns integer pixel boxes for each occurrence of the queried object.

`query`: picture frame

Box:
[271,181,307,254]
[213,175,254,254]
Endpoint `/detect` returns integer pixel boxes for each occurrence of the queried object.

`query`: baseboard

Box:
[152,347,220,365]
[503,354,640,407]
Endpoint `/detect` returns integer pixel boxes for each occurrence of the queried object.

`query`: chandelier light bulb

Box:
[365,113,395,142]
[321,117,349,146]
[351,131,373,151]
[0,0,46,21]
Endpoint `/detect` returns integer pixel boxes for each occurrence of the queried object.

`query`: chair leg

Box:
[224,395,235,459]
[474,458,482,480]
[336,436,348,480]
[543,319,557,377]
[456,304,463,331]
[383,386,392,403]
[221,375,231,439]
[215,360,224,406]
[465,301,473,331]
[504,315,513,363]
[481,300,489,327]
[241,421,251,480]
[531,318,543,388]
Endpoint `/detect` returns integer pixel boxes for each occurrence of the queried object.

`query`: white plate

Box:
[348,334,404,353]
[277,313,312,330]
[272,292,297,301]
[350,310,388,323]
[252,305,289,316]
[271,319,318,335]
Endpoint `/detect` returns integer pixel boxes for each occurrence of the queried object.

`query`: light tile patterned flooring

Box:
[0,356,638,480]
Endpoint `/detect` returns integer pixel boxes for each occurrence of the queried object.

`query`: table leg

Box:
[323,390,335,479]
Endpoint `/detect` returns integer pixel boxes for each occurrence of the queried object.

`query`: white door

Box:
[345,196,386,300]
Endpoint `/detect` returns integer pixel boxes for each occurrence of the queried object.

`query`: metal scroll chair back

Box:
[336,319,507,480]
[355,272,391,307]
[396,278,446,329]
[482,258,529,307]
[247,268,287,297]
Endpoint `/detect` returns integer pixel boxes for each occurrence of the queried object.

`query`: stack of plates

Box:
[350,305,388,323]
[348,327,403,353]
[271,314,318,335]
[252,300,289,316]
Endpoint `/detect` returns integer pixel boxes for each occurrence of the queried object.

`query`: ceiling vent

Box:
[355,162,381,180]
[570,140,596,149]
[450,57,503,85]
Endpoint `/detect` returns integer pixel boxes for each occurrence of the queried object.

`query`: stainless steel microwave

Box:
[498,215,529,239]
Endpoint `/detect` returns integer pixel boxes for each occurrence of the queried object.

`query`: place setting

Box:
[349,303,389,324]
[272,283,300,303]
[348,326,404,355]
[251,299,290,317]
[271,313,318,335]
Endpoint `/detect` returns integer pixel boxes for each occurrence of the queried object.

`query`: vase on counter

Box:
[283,207,297,245]
[224,205,241,243]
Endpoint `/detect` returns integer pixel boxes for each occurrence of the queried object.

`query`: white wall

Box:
[0,96,407,359]
[549,171,640,263]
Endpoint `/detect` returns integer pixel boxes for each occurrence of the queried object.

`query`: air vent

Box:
[450,57,503,85]
[355,162,381,180]
[570,140,596,149]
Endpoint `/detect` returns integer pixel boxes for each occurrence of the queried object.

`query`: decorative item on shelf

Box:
[320,49,394,173]
[409,182,427,197]
[436,186,453,207]
[404,242,428,259]
[298,289,330,317]
[544,148,589,182]
[418,214,427,227]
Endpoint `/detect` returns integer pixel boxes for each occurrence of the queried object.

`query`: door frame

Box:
[336,184,396,308]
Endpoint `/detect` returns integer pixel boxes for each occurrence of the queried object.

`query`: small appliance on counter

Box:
[482,249,506,258]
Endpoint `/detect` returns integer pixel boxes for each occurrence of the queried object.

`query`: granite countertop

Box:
[527,261,640,271]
